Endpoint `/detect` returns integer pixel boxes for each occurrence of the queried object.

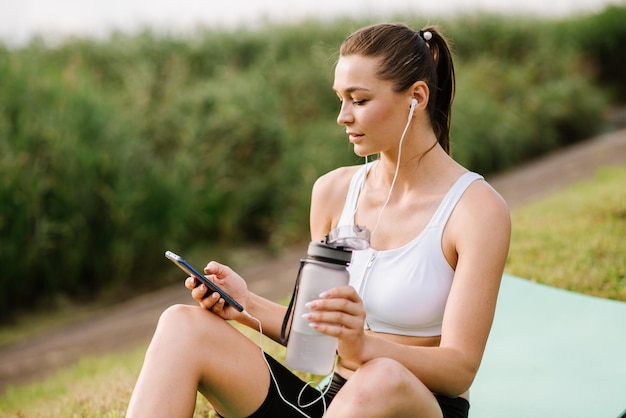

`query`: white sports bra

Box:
[338,164,483,337]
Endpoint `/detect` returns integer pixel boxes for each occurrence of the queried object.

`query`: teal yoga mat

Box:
[471,274,626,417]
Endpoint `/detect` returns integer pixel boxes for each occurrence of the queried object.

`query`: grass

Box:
[0,346,146,418]
[0,323,310,418]
[0,166,624,417]
[506,166,626,302]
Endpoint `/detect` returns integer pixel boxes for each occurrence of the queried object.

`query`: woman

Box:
[127,23,510,418]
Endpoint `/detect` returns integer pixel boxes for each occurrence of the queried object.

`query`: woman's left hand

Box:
[304,285,368,364]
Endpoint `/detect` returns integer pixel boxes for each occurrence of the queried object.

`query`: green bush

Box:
[0,9,620,320]
[553,4,626,101]
[0,47,189,314]
[445,14,609,171]
[452,48,607,171]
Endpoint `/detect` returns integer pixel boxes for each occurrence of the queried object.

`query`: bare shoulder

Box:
[313,165,360,197]
[451,176,511,250]
[462,178,510,221]
[310,165,362,240]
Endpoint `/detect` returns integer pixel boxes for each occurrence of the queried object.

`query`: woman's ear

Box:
[410,81,429,110]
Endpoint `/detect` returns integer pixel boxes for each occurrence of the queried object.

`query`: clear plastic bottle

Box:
[285,242,352,375]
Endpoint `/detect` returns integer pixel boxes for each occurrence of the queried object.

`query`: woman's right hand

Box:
[185,261,249,321]
[304,285,369,365]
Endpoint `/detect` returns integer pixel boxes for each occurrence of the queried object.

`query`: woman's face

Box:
[333,54,411,157]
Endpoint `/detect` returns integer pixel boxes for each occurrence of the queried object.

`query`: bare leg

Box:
[126,304,271,418]
[324,358,443,418]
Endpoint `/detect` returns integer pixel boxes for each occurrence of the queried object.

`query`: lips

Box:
[347,131,364,142]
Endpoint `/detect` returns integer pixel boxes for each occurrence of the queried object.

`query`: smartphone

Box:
[165,251,244,312]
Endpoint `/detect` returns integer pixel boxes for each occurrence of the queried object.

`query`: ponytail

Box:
[421,26,455,155]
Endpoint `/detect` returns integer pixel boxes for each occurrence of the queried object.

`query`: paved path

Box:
[1,128,625,393]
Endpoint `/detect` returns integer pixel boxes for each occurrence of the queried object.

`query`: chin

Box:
[352,146,374,158]
[354,151,379,160]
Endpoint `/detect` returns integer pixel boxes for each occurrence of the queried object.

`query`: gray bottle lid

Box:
[307,241,353,264]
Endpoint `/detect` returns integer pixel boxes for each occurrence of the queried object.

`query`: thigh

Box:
[128,304,273,418]
[159,305,272,417]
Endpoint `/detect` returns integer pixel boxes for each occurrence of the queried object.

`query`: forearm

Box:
[238,291,289,345]
[357,336,478,397]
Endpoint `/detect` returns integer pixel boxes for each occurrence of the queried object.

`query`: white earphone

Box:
[410,98,418,115]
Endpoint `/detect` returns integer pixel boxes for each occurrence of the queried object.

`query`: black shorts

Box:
[220,354,470,418]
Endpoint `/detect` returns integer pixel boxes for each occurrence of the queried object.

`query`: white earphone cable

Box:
[370,100,416,236]
[244,311,333,418]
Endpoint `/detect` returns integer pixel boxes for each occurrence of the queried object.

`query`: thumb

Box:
[203,260,232,278]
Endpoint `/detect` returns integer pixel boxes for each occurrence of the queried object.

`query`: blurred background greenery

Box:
[1,5,624,321]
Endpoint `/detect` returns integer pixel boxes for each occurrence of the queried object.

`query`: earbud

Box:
[410,98,418,115]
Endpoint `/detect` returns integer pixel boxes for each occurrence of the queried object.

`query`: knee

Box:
[334,358,437,414]
[153,304,214,344]
[356,358,416,395]
[335,358,416,405]
[158,304,205,326]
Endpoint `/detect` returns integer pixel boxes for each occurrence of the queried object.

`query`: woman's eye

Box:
[336,96,366,106]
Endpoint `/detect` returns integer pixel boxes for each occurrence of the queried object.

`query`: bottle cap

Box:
[307,242,353,264]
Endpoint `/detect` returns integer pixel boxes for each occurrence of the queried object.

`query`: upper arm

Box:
[309,166,356,242]
[440,180,511,373]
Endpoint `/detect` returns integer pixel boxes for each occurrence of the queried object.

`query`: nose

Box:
[336,102,353,126]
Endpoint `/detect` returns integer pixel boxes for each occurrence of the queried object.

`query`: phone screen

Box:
[165,251,244,312]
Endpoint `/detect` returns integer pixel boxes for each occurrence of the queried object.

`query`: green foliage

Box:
[0,44,191,313]
[552,4,626,101]
[446,14,609,171]
[0,8,621,319]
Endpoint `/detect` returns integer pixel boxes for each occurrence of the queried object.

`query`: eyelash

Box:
[338,98,367,106]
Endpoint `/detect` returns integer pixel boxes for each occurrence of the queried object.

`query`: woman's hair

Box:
[340,23,455,154]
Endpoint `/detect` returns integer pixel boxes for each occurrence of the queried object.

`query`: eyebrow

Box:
[332,86,372,94]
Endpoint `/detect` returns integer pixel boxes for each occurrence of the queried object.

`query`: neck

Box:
[374,129,441,187]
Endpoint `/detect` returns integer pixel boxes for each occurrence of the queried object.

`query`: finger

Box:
[189,273,216,293]
[185,276,198,290]
[191,283,209,301]
[210,297,226,313]
[304,296,366,331]
[316,286,361,305]
[307,296,363,316]
[309,320,361,340]
[305,309,363,331]
[204,261,232,277]
[204,274,222,287]
[200,292,221,309]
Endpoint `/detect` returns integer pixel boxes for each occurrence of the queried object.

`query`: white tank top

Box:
[338,164,483,337]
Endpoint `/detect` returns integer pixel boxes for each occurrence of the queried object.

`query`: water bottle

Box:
[284,241,352,375]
